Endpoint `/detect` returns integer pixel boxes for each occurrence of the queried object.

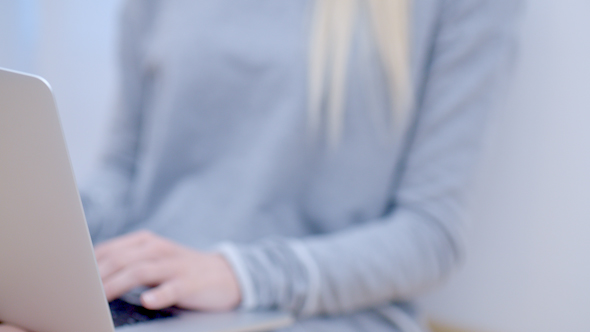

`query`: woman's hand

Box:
[94,231,241,311]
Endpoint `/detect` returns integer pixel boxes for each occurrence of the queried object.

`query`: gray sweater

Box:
[81,0,520,331]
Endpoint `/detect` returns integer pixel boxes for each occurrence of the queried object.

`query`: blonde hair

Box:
[309,0,412,145]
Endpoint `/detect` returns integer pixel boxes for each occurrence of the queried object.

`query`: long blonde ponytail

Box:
[308,0,412,145]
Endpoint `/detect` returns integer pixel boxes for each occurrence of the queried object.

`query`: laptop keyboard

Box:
[109,299,180,327]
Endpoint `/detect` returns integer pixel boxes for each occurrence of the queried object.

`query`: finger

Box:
[97,237,173,280]
[141,279,184,310]
[95,230,154,260]
[103,260,176,301]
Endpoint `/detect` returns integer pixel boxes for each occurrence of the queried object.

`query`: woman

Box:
[1,0,519,331]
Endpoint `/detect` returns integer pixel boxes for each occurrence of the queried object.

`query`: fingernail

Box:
[142,293,156,305]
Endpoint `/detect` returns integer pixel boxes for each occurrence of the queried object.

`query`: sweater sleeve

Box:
[219,0,521,316]
[81,0,157,243]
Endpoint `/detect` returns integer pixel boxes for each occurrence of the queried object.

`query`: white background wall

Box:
[0,0,122,182]
[421,1,590,331]
[1,1,589,332]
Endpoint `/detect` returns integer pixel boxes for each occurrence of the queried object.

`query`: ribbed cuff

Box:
[215,238,321,316]
[288,240,321,317]
[215,242,258,310]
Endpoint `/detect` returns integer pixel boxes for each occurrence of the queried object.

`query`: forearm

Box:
[80,165,133,243]
[219,205,461,316]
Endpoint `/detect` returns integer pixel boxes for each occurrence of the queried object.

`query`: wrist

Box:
[210,252,242,310]
[215,242,258,310]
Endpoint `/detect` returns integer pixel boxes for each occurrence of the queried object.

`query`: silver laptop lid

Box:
[0,68,114,332]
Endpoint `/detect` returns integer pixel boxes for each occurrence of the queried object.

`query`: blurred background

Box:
[1,1,589,331]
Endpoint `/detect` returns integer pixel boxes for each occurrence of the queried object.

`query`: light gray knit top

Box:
[82,0,520,330]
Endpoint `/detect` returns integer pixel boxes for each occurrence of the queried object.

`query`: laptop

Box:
[0,68,294,332]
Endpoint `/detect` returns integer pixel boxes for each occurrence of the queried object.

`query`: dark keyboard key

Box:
[109,298,180,327]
